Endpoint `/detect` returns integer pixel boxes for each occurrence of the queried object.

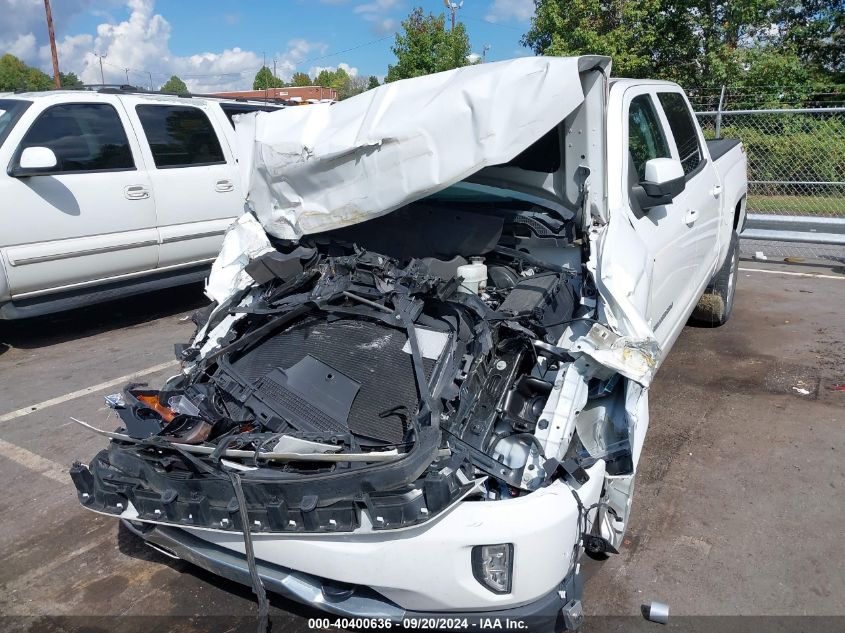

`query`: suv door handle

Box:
[684,208,699,224]
[124,185,150,200]
[215,179,234,193]
[711,184,722,198]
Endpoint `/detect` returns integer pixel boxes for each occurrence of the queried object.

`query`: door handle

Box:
[711,184,722,198]
[684,208,699,224]
[124,185,150,200]
[215,179,234,193]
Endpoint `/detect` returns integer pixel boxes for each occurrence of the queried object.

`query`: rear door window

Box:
[15,103,134,173]
[628,94,671,180]
[135,104,225,168]
[657,91,702,176]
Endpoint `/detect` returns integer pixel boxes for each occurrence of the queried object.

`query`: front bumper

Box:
[109,461,605,618]
[126,520,583,632]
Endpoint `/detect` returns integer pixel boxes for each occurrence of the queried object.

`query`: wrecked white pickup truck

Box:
[70,56,747,630]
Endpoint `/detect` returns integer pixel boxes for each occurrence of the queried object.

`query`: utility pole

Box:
[147,71,154,91]
[273,58,277,84]
[124,68,130,84]
[95,53,106,84]
[482,44,491,62]
[43,0,61,88]
[443,0,463,30]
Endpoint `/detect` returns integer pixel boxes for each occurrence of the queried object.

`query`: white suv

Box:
[0,90,280,319]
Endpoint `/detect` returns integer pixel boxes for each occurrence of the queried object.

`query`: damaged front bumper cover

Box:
[122,517,583,633]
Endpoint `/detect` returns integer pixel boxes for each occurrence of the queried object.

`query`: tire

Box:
[689,231,739,327]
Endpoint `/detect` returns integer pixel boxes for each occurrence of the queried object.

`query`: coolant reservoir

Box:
[457,256,487,295]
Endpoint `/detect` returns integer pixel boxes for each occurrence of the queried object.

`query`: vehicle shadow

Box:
[0,283,210,356]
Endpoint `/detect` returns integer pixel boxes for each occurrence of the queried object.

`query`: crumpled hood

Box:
[235,56,605,240]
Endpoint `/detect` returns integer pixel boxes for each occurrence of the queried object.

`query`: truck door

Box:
[0,99,158,296]
[620,89,701,347]
[129,102,240,270]
[654,90,722,286]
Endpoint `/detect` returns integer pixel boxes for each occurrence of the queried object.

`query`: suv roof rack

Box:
[80,84,290,105]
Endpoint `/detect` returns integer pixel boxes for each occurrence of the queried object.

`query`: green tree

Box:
[385,8,472,82]
[775,0,844,81]
[160,75,189,96]
[522,0,843,90]
[0,54,53,91]
[314,68,335,88]
[59,71,84,89]
[331,67,352,98]
[253,65,284,90]
[367,75,380,90]
[314,67,356,98]
[290,71,312,86]
[345,74,370,98]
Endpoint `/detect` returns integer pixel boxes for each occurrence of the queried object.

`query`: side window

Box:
[628,94,670,180]
[135,105,225,168]
[657,92,702,176]
[15,103,134,173]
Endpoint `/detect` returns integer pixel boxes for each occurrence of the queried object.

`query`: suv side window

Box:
[135,104,225,168]
[628,94,670,180]
[15,103,134,173]
[657,92,702,176]
[220,103,281,127]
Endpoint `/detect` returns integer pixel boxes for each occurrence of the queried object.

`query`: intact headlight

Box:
[471,543,513,594]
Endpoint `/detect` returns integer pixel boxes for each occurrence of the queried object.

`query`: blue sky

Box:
[0,0,536,91]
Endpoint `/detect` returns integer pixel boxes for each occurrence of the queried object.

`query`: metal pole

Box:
[147,71,153,91]
[715,84,726,139]
[96,54,106,85]
[43,0,61,88]
[124,68,130,84]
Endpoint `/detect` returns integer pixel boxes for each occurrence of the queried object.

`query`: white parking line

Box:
[739,267,845,280]
[0,438,70,484]
[0,359,179,423]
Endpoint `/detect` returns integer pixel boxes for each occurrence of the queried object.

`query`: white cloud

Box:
[1,33,37,60]
[485,0,534,23]
[1,0,330,93]
[353,0,399,14]
[354,0,400,35]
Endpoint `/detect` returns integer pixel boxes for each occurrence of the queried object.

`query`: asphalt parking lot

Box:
[1,259,843,633]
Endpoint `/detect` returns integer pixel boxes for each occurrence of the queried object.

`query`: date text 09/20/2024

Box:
[308,618,530,630]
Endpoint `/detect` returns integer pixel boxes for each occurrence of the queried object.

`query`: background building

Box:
[210,86,337,102]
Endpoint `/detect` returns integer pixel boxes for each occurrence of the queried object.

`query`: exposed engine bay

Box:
[71,200,635,537]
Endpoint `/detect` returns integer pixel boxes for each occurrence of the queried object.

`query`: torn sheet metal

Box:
[237,57,591,240]
[573,323,659,386]
[204,213,273,304]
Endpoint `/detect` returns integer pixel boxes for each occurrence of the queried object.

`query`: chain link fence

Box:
[691,86,845,264]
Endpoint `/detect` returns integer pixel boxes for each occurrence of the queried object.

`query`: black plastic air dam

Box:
[70,426,471,533]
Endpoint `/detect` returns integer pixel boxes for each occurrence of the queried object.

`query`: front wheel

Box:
[689,231,739,327]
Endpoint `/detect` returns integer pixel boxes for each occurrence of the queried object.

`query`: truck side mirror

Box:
[9,146,58,178]
[636,158,685,210]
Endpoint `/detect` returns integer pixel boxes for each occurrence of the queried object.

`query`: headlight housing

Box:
[471,543,513,594]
